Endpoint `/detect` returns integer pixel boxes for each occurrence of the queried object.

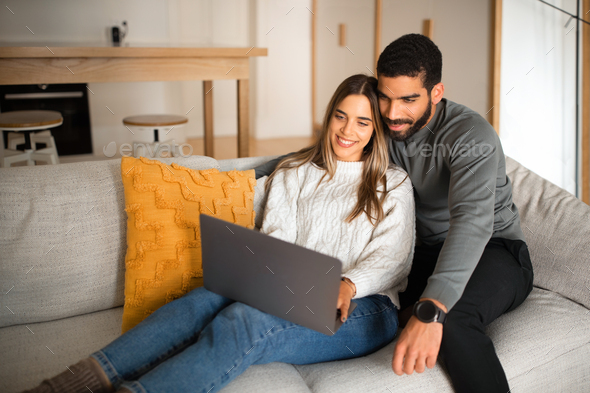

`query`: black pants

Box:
[399,237,534,393]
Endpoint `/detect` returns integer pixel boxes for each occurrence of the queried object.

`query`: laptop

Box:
[200,214,357,336]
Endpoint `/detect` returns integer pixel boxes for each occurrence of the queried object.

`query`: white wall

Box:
[0,0,170,43]
[166,0,251,147]
[0,0,313,158]
[314,0,493,123]
[315,0,375,124]
[500,0,577,194]
[251,0,312,139]
[380,0,493,119]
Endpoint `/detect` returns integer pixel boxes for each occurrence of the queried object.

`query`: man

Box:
[255,34,534,393]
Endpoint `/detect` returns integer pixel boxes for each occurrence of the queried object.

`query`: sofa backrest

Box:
[219,155,278,229]
[217,155,280,173]
[0,156,219,328]
[2,154,586,329]
[506,157,590,309]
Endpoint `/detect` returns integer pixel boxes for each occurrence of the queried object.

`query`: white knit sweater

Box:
[260,160,416,308]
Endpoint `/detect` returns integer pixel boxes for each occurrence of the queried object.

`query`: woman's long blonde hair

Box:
[265,74,403,226]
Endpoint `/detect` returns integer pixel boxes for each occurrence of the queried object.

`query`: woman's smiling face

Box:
[329,94,374,162]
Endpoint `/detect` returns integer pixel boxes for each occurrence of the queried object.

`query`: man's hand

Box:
[337,281,355,322]
[392,298,446,375]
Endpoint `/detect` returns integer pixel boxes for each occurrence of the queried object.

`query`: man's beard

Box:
[384,98,432,142]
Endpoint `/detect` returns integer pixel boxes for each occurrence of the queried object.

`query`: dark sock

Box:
[23,357,113,393]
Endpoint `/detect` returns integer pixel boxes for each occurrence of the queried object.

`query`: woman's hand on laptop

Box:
[337,280,356,322]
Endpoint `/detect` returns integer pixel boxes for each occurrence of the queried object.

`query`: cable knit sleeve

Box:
[343,169,416,300]
[259,166,301,244]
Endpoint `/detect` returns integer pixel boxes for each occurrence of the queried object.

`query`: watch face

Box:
[416,301,437,321]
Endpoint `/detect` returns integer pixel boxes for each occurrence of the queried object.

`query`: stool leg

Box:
[26,150,35,166]
[30,129,53,150]
[8,132,25,150]
[133,142,144,158]
[0,132,5,167]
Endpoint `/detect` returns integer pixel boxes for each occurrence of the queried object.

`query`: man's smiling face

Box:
[377,75,441,142]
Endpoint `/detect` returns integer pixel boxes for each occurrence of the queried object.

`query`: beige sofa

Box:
[1,154,589,393]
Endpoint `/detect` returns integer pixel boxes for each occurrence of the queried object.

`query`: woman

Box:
[26,74,415,393]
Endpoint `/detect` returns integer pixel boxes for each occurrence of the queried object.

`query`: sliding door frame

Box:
[491,0,589,204]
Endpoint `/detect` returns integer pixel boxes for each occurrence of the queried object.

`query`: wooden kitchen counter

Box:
[0,44,268,157]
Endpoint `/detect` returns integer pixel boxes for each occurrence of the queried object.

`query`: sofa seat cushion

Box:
[221,363,312,393]
[1,307,124,393]
[488,288,590,391]
[1,306,310,393]
[2,290,587,393]
[294,287,590,392]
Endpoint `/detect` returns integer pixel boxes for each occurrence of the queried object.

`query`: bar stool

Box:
[7,130,56,152]
[0,110,62,168]
[123,114,188,158]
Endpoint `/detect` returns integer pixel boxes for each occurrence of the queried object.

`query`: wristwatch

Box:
[413,300,447,324]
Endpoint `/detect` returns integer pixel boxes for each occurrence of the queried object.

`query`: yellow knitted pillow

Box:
[120,156,256,333]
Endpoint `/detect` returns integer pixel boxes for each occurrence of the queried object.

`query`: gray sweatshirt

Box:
[254,98,526,310]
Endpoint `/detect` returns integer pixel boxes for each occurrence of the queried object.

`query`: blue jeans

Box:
[91,287,398,393]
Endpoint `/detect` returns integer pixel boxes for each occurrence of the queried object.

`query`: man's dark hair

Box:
[377,33,442,92]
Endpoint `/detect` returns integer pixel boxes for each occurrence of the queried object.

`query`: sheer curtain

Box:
[500,0,578,194]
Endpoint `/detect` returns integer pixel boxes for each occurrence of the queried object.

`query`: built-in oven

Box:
[0,83,92,156]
